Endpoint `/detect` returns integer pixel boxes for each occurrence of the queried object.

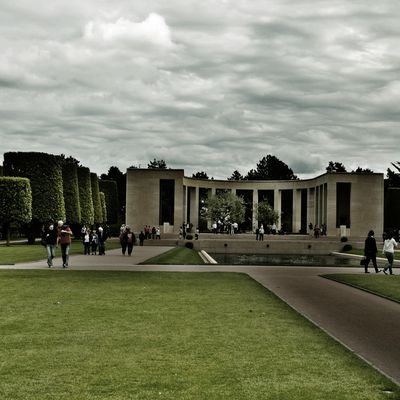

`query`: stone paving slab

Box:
[2,247,399,385]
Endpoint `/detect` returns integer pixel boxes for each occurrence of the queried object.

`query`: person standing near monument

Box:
[60,223,73,268]
[42,222,58,267]
[383,232,398,275]
[364,230,380,273]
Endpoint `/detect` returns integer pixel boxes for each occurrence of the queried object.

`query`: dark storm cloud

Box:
[1,0,399,178]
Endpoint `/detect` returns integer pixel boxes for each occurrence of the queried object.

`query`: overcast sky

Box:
[1,1,399,179]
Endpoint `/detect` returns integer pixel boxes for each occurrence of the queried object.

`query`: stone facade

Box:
[126,168,384,237]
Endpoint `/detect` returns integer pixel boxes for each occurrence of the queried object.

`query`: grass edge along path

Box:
[322,274,400,304]
[140,246,204,265]
[0,239,122,264]
[0,270,399,400]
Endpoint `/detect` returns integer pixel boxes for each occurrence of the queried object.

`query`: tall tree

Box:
[387,162,400,187]
[228,170,244,181]
[90,173,103,224]
[352,167,373,173]
[99,180,119,224]
[192,171,209,179]
[148,159,167,169]
[101,166,126,222]
[254,201,279,227]
[0,177,32,245]
[326,161,347,173]
[77,166,94,225]
[246,155,297,180]
[62,157,81,225]
[3,152,65,243]
[205,192,245,225]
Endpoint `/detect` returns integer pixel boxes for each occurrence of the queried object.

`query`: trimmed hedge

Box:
[0,165,3,176]
[99,180,119,224]
[0,177,32,244]
[3,152,65,223]
[90,173,103,224]
[100,192,107,224]
[77,166,94,225]
[62,159,81,224]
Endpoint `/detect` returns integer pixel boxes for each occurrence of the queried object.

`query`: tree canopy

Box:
[254,201,279,227]
[148,159,167,169]
[192,171,209,179]
[326,161,347,173]
[205,192,245,225]
[0,177,32,245]
[228,170,244,181]
[246,155,297,180]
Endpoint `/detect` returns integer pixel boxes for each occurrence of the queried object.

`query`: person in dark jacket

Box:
[364,230,381,273]
[42,222,58,267]
[97,226,107,255]
[139,231,145,246]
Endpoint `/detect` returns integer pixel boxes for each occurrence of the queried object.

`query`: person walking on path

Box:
[42,222,58,267]
[139,231,145,246]
[364,230,381,273]
[126,228,136,256]
[60,223,73,268]
[383,232,398,275]
[97,226,107,255]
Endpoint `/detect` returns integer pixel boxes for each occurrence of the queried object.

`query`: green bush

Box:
[342,244,352,252]
[3,152,65,222]
[185,242,194,249]
[99,180,119,224]
[3,152,65,229]
[100,192,107,224]
[340,236,348,242]
[77,166,94,225]
[62,158,81,224]
[0,177,32,244]
[91,173,103,224]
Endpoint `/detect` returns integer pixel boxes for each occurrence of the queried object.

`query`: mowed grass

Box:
[0,270,398,400]
[141,246,204,265]
[323,274,400,303]
[0,240,122,264]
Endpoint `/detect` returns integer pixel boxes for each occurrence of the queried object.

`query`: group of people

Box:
[41,220,72,268]
[81,225,107,256]
[119,225,136,256]
[143,225,161,240]
[255,223,278,239]
[308,222,327,238]
[363,230,398,274]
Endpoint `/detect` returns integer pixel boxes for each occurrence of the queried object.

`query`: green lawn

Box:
[342,247,400,260]
[0,270,398,399]
[141,246,204,264]
[323,274,400,303]
[0,239,121,264]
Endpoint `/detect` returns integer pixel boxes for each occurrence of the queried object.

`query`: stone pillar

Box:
[184,185,188,226]
[252,189,258,230]
[189,186,199,230]
[274,189,282,230]
[293,189,302,233]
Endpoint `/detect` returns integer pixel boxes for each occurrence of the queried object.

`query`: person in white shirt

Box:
[383,232,398,275]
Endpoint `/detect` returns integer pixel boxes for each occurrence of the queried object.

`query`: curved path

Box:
[2,246,400,385]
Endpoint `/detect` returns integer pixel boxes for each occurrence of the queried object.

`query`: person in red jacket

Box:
[60,223,73,268]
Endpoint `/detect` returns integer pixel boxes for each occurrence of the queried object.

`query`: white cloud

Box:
[83,13,173,47]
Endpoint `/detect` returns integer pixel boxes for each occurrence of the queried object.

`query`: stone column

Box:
[293,189,302,233]
[184,185,188,226]
[252,189,258,230]
[274,189,282,230]
[189,186,200,230]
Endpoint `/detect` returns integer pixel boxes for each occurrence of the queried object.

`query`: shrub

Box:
[99,180,119,224]
[186,234,193,240]
[342,244,352,252]
[0,177,32,245]
[90,173,103,224]
[100,192,107,224]
[3,152,65,223]
[62,158,81,224]
[340,236,348,242]
[185,242,194,249]
[77,166,94,225]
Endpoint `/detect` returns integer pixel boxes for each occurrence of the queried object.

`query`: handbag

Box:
[359,257,366,266]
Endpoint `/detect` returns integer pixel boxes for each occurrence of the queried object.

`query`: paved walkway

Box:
[2,246,400,385]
